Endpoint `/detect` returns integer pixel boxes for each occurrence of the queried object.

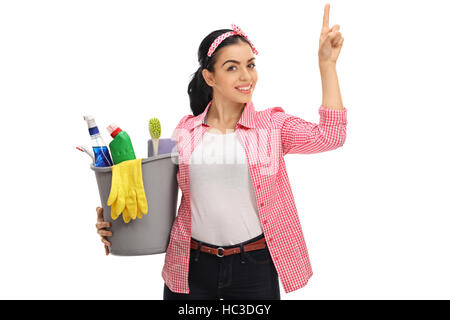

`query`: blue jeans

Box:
[163,233,280,300]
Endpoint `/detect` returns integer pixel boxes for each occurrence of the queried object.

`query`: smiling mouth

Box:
[235,83,252,92]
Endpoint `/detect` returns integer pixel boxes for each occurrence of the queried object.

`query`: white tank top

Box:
[189,130,264,246]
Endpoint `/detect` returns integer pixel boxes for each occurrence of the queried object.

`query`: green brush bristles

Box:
[148,118,161,139]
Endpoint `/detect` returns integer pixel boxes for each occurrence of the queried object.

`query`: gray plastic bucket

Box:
[90,150,179,256]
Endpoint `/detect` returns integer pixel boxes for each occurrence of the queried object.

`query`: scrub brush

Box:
[148,117,161,156]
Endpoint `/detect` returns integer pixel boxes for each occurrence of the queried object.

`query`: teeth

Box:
[237,85,251,90]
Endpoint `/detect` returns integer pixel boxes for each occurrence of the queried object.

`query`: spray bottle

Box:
[83,115,113,167]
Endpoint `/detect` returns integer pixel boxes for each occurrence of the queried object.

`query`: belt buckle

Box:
[216,247,224,258]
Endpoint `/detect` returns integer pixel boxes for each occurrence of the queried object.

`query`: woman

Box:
[96,4,347,300]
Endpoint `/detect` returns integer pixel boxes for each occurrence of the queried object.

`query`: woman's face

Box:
[202,40,258,104]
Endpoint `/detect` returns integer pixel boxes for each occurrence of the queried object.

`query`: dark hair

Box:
[187,28,254,116]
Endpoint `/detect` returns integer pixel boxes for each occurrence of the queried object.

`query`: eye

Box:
[227,63,256,71]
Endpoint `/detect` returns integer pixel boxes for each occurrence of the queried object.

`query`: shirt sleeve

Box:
[171,115,190,139]
[171,115,191,153]
[270,105,348,156]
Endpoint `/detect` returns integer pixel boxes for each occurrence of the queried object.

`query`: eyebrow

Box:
[222,57,255,67]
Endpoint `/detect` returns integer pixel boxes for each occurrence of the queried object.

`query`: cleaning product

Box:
[107,123,136,165]
[83,115,113,167]
[148,118,161,156]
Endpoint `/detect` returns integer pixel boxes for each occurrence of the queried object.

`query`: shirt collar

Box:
[192,99,256,129]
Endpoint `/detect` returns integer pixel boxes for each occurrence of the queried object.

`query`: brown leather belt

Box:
[190,236,266,257]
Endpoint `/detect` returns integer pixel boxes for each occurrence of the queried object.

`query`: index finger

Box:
[96,221,111,229]
[323,3,330,29]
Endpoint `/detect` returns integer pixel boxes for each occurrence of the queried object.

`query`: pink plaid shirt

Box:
[162,100,348,294]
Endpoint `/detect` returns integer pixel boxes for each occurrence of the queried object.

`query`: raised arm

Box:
[319,3,345,110]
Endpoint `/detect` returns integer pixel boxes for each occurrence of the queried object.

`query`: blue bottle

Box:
[83,115,113,167]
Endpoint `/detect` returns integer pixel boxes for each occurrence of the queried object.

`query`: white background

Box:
[1,0,449,299]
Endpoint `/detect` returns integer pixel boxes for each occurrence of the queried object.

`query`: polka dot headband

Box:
[207,24,259,57]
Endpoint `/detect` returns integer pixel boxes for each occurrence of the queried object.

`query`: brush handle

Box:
[76,145,95,162]
[84,147,95,161]
[152,139,159,156]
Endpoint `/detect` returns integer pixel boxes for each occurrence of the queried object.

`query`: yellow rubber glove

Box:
[107,158,148,223]
[107,163,126,220]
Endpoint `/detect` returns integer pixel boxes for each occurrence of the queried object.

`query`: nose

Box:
[239,67,252,81]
